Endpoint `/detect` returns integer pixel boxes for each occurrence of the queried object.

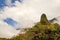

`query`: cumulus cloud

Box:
[0,0,60,38]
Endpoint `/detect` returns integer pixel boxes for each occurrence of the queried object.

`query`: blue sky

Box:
[0,0,22,29]
[0,0,22,8]
[3,18,18,27]
[0,0,5,8]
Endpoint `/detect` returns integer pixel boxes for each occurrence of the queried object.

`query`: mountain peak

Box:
[40,14,50,25]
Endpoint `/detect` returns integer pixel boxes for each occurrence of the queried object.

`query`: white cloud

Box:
[0,19,20,38]
[5,0,12,6]
[0,0,60,38]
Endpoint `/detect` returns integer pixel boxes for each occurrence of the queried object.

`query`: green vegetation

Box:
[24,14,56,40]
[0,14,60,40]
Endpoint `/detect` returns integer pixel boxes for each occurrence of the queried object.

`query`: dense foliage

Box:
[0,14,60,40]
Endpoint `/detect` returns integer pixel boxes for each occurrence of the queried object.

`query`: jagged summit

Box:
[40,14,50,25]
